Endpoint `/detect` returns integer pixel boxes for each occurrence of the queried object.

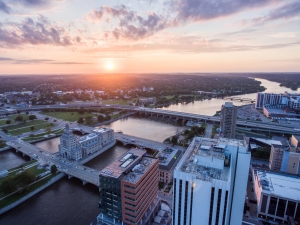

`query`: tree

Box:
[30,126,35,132]
[85,116,93,125]
[29,115,37,120]
[45,126,52,135]
[97,115,104,122]
[15,115,24,123]
[26,111,29,115]
[16,110,21,114]
[2,129,8,133]
[51,165,57,174]
[77,117,84,125]
[6,120,11,124]
[171,136,178,145]
[78,107,85,115]
[105,115,111,121]
[45,117,49,121]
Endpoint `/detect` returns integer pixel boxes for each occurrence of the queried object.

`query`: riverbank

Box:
[0,173,65,215]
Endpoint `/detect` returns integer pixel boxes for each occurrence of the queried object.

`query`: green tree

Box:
[105,115,111,121]
[77,117,84,125]
[30,126,35,132]
[171,136,178,145]
[29,115,37,120]
[45,117,49,121]
[15,115,24,122]
[97,115,104,122]
[26,111,29,115]
[45,127,52,135]
[0,177,15,194]
[51,165,57,174]
[85,116,93,125]
[17,110,21,114]
[6,120,11,124]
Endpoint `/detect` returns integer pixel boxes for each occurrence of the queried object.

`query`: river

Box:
[0,78,298,225]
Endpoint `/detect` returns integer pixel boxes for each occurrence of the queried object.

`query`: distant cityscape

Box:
[1,76,300,225]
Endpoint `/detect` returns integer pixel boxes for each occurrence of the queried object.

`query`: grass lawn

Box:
[111,113,121,119]
[0,173,57,209]
[163,95,174,100]
[0,119,8,126]
[41,111,95,122]
[102,100,130,105]
[4,120,47,130]
[5,120,51,135]
[201,123,207,129]
[8,160,37,172]
[8,114,30,121]
[22,129,64,141]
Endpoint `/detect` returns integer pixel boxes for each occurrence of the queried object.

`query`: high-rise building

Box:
[97,148,159,225]
[255,92,289,109]
[172,137,251,225]
[269,144,284,171]
[220,102,237,139]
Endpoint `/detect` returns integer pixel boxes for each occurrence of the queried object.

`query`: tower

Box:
[220,102,237,139]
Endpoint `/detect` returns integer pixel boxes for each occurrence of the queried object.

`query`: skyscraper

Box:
[97,148,159,225]
[220,102,237,139]
[172,137,251,225]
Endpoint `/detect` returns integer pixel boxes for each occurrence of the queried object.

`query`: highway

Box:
[3,102,300,134]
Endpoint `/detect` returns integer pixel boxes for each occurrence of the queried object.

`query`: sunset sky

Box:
[0,0,299,74]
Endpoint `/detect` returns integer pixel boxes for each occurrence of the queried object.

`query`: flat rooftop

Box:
[178,138,231,182]
[159,148,182,171]
[93,127,113,133]
[100,148,146,179]
[254,169,300,201]
[251,138,282,146]
[122,157,157,184]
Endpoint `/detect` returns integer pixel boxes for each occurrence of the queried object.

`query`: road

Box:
[5,103,300,134]
[205,124,213,138]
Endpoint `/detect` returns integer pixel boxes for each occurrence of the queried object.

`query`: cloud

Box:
[86,5,170,40]
[86,0,280,41]
[172,0,278,22]
[15,0,49,6]
[0,15,75,48]
[0,57,13,61]
[0,57,90,64]
[0,1,11,14]
[241,1,300,26]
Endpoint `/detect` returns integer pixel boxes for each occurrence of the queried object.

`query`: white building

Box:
[59,124,115,161]
[59,123,82,161]
[172,137,251,225]
[252,168,300,223]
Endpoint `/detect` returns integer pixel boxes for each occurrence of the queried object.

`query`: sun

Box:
[105,62,114,71]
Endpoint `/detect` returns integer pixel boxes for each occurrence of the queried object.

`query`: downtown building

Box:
[220,102,237,139]
[172,137,251,225]
[59,124,115,161]
[252,167,300,223]
[97,148,159,225]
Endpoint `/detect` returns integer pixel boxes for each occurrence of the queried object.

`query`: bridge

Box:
[223,97,256,103]
[10,103,300,135]
[114,133,187,152]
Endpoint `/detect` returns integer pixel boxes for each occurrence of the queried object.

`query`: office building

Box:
[158,148,182,184]
[59,124,115,161]
[220,102,237,139]
[252,168,300,223]
[269,144,284,171]
[172,137,251,225]
[98,148,159,225]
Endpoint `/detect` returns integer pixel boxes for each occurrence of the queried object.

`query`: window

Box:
[183,181,188,225]
[276,199,286,218]
[209,187,215,224]
[268,197,278,216]
[286,201,296,217]
[215,189,222,225]
[189,183,194,225]
[178,180,182,225]
[261,195,268,213]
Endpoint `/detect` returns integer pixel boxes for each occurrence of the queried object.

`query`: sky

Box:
[0,0,299,74]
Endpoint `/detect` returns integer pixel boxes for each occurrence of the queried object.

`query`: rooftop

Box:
[254,169,300,201]
[251,138,282,146]
[122,157,157,184]
[224,102,233,107]
[159,148,182,171]
[100,148,146,179]
[178,137,232,182]
[93,127,113,133]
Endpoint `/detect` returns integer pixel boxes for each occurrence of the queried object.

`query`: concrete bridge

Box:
[114,133,187,152]
[4,135,102,187]
[223,97,256,103]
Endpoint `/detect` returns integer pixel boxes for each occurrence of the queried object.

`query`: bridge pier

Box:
[68,175,73,179]
[82,181,87,185]
[23,153,26,157]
